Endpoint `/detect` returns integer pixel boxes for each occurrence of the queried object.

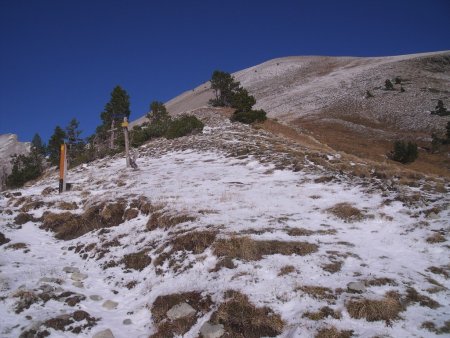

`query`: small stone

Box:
[200,322,225,338]
[122,318,132,325]
[347,281,366,293]
[90,295,103,301]
[73,281,84,288]
[102,300,118,310]
[39,277,60,284]
[39,284,54,293]
[166,302,196,320]
[93,329,115,338]
[63,266,80,274]
[427,212,439,220]
[71,272,88,281]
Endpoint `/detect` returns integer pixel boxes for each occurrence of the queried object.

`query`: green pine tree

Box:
[31,133,46,156]
[97,85,131,138]
[47,126,66,166]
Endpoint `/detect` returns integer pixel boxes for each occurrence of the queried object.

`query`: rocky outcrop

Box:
[0,134,30,189]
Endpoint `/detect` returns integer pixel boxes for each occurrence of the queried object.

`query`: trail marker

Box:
[59,144,68,193]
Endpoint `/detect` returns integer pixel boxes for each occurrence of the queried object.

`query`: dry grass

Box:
[13,290,39,313]
[14,212,35,225]
[426,233,446,244]
[40,201,126,240]
[421,320,450,335]
[404,287,440,309]
[278,265,296,276]
[327,203,364,222]
[315,327,353,338]
[121,250,152,271]
[303,306,341,321]
[210,291,284,338]
[57,202,78,210]
[5,242,28,250]
[154,231,217,270]
[322,261,343,273]
[427,266,449,279]
[364,277,397,287]
[213,236,318,261]
[346,292,403,324]
[286,227,337,236]
[147,211,196,231]
[298,286,336,301]
[150,292,212,338]
[0,232,10,246]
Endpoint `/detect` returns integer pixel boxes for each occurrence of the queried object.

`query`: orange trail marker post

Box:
[58,143,67,193]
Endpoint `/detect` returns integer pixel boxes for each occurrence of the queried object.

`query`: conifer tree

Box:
[31,133,46,156]
[47,126,66,166]
[97,86,131,137]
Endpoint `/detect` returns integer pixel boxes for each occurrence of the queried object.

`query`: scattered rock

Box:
[166,302,196,320]
[63,266,80,274]
[427,212,439,220]
[347,281,366,293]
[73,281,84,288]
[93,329,115,338]
[123,318,132,325]
[200,322,225,338]
[71,272,88,281]
[102,300,119,310]
[90,295,103,301]
[41,187,54,196]
[39,277,61,284]
[39,284,55,293]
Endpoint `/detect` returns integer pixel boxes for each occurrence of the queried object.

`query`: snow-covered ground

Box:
[1,116,449,337]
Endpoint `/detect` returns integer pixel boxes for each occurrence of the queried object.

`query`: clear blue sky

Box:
[1,0,449,142]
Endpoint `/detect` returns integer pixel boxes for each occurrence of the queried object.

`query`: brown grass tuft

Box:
[346,292,402,324]
[0,232,11,246]
[147,211,196,231]
[298,286,336,301]
[427,266,449,278]
[57,202,78,210]
[303,306,341,321]
[213,236,318,261]
[210,291,284,338]
[315,327,353,338]
[278,265,296,276]
[327,203,364,222]
[121,250,152,271]
[40,201,126,240]
[364,277,397,287]
[404,287,440,309]
[426,233,446,244]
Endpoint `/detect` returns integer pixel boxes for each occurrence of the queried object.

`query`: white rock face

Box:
[0,134,30,189]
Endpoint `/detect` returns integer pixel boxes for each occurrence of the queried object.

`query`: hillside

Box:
[1,110,449,337]
[131,51,450,174]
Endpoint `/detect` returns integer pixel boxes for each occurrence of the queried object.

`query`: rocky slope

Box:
[0,134,30,190]
[1,110,449,338]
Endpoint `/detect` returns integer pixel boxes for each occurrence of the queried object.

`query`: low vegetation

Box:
[346,292,403,324]
[389,140,418,164]
[210,291,284,338]
[213,236,318,261]
[327,203,364,222]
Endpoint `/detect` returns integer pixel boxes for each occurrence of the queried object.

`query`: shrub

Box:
[6,153,43,188]
[389,140,418,164]
[231,109,267,124]
[384,79,394,90]
[431,100,449,116]
[165,114,204,139]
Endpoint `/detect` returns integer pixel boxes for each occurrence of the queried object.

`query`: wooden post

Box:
[122,117,130,168]
[59,144,67,193]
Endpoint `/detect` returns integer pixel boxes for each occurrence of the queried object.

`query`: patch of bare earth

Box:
[210,291,284,338]
[213,236,318,261]
[150,292,212,338]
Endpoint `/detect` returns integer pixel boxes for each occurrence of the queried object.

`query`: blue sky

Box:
[1,0,449,142]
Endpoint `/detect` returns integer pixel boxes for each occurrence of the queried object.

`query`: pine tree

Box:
[47,126,66,166]
[209,71,240,107]
[432,100,448,116]
[148,101,170,124]
[97,86,131,137]
[31,133,46,156]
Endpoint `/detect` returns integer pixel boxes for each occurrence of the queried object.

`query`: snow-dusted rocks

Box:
[93,328,115,338]
[70,272,88,281]
[200,322,225,338]
[347,281,366,293]
[166,302,196,320]
[102,300,119,310]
